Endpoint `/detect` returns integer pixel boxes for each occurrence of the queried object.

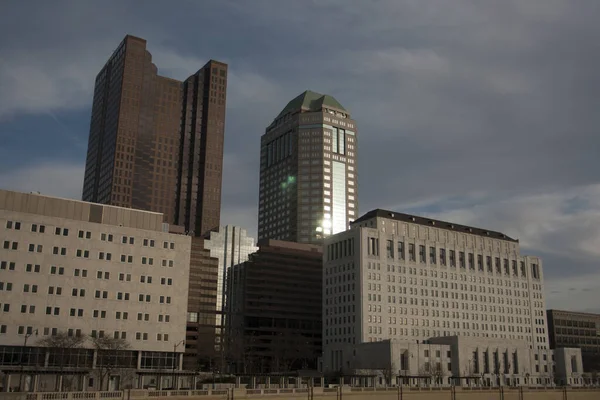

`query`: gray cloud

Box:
[1,0,600,311]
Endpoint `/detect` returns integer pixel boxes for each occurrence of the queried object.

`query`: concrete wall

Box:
[2,387,600,400]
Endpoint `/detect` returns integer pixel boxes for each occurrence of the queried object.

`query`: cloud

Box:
[2,0,600,313]
[0,162,84,199]
[395,183,600,284]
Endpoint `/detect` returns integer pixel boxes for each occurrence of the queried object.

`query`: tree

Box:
[271,332,314,372]
[90,336,131,391]
[37,332,87,391]
[378,361,397,387]
[431,362,444,387]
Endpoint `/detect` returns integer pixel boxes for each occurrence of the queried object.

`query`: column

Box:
[137,352,142,370]
[57,376,63,392]
[251,376,256,389]
[3,374,10,392]
[193,376,198,390]
[235,376,240,389]
[80,376,86,392]
[265,377,270,389]
[178,354,183,371]
[137,375,143,389]
[32,374,40,393]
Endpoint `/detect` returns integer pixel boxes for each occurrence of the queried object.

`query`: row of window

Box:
[366,238,541,279]
[0,284,175,304]
[4,220,177,250]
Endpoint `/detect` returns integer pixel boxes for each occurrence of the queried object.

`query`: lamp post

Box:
[19,329,38,392]
[172,340,185,390]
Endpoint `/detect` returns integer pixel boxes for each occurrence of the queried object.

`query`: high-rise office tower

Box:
[258,90,358,244]
[82,35,227,238]
[175,64,227,236]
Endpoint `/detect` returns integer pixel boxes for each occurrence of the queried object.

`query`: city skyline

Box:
[1,1,600,313]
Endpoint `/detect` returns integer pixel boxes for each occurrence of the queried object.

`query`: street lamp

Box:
[19,329,38,392]
[172,340,185,390]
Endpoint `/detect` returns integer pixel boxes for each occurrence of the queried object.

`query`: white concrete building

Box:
[322,209,582,386]
[0,189,192,391]
[334,337,583,388]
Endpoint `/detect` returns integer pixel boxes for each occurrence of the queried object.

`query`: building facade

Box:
[547,309,600,372]
[204,226,257,343]
[258,90,358,244]
[82,35,227,238]
[174,62,227,236]
[226,240,323,373]
[182,237,219,372]
[322,209,551,373]
[0,189,191,391]
[332,337,583,388]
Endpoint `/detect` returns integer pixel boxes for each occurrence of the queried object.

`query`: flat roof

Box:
[547,309,600,318]
[352,209,518,243]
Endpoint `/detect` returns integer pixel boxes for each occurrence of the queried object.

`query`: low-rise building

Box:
[547,309,600,373]
[333,337,583,387]
[0,189,191,391]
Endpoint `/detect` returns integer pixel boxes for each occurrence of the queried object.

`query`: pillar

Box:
[3,374,11,392]
[193,376,198,390]
[265,377,270,389]
[178,354,183,371]
[137,352,142,370]
[235,376,240,389]
[80,376,86,392]
[137,375,143,389]
[57,376,63,392]
[251,376,256,389]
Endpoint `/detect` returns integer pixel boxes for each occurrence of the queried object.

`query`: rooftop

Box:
[548,309,600,318]
[352,208,518,243]
[276,90,347,119]
[0,189,166,232]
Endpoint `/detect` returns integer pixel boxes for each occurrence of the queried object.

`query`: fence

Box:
[1,386,600,400]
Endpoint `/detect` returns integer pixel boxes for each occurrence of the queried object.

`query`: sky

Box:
[1,0,599,313]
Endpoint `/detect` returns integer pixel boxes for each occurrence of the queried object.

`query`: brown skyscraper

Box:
[175,62,227,236]
[82,35,226,237]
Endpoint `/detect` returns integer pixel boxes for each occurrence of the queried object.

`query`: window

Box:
[6,221,21,230]
[419,245,426,263]
[429,247,436,264]
[440,249,446,266]
[449,250,456,267]
[31,224,45,233]
[397,242,405,260]
[2,261,16,271]
[409,244,416,261]
[386,240,394,258]
[459,252,465,268]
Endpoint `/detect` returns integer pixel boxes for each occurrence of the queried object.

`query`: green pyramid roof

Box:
[276,90,347,119]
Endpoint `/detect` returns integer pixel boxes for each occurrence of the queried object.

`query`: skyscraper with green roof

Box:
[258,90,358,244]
